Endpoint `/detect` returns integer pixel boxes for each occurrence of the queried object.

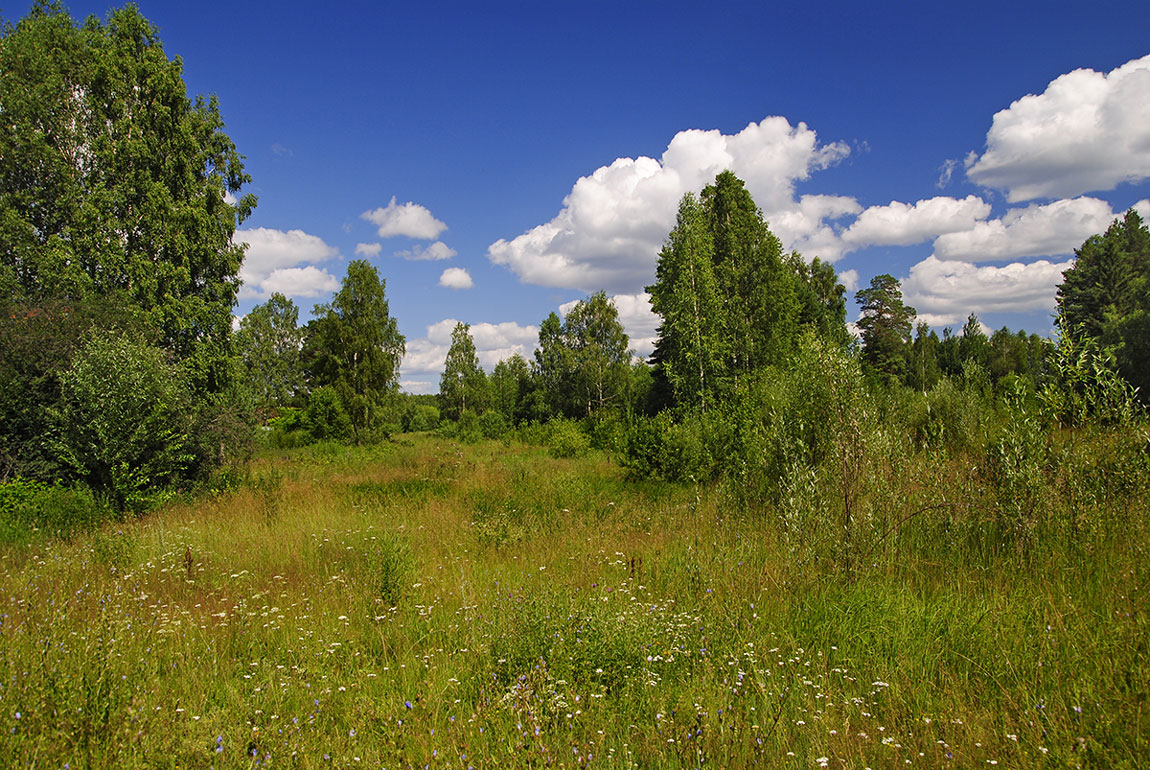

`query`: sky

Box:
[25,1,1150,393]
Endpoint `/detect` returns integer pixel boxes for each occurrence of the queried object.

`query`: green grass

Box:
[1,433,1146,768]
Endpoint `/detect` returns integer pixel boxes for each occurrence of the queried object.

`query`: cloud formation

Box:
[354,242,382,257]
[842,196,991,249]
[362,196,448,239]
[438,267,473,289]
[966,54,1150,201]
[932,197,1117,261]
[396,241,458,261]
[235,227,341,299]
[902,255,1070,327]
[487,117,851,294]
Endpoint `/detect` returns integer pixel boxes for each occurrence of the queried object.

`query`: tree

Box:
[648,193,726,411]
[533,312,573,419]
[564,291,631,417]
[0,2,255,394]
[906,322,942,391]
[235,293,304,412]
[855,274,915,382]
[490,354,532,425]
[789,253,851,348]
[1056,209,1150,398]
[439,322,488,421]
[302,260,405,441]
[702,171,800,384]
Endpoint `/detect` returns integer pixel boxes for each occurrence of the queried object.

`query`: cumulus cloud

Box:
[438,267,473,289]
[361,196,448,239]
[772,194,862,262]
[261,266,342,298]
[234,227,341,299]
[932,197,1117,261]
[354,242,382,257]
[841,196,991,249]
[487,117,852,294]
[400,319,539,393]
[902,255,1070,327]
[395,241,458,261]
[966,54,1150,201]
[838,269,860,293]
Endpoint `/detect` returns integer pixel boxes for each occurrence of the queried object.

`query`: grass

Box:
[0,432,1146,768]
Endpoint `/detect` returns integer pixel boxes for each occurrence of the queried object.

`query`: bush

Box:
[52,333,194,512]
[547,418,590,459]
[403,404,440,432]
[478,410,509,440]
[304,386,352,442]
[0,478,109,543]
[456,410,483,443]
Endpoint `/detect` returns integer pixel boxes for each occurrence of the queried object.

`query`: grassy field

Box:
[1,433,1147,768]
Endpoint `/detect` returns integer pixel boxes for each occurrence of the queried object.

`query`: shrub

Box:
[456,409,483,444]
[547,418,590,459]
[304,386,352,442]
[0,478,109,543]
[52,333,194,512]
[404,404,440,432]
[478,410,509,440]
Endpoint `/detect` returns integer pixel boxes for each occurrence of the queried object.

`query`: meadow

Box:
[1,426,1146,769]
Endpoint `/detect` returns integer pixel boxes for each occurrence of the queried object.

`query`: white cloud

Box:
[354,242,382,257]
[838,269,860,293]
[361,196,448,239]
[487,117,852,293]
[932,197,1117,261]
[841,195,991,249]
[234,227,340,299]
[772,194,862,262]
[261,265,342,297]
[438,267,473,289]
[1134,198,1150,220]
[400,319,539,392]
[966,54,1150,201]
[395,241,458,261]
[902,255,1071,327]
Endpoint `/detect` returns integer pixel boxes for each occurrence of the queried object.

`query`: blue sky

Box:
[37,1,1150,392]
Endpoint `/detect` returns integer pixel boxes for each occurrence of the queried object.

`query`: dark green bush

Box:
[304,386,352,442]
[0,478,110,543]
[478,410,509,440]
[51,333,194,512]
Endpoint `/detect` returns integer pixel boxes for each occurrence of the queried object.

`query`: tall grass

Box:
[0,431,1146,768]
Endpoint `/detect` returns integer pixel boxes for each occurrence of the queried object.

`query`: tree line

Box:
[2,3,1147,523]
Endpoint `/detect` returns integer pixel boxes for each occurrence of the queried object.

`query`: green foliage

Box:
[0,3,254,396]
[547,419,591,459]
[532,294,631,420]
[1039,328,1143,428]
[983,383,1050,544]
[364,532,413,606]
[455,409,483,444]
[235,293,304,411]
[0,477,109,543]
[52,333,193,511]
[439,322,488,420]
[856,274,916,382]
[402,404,441,433]
[304,386,352,443]
[478,410,509,440]
[303,260,405,442]
[1057,209,1150,398]
[904,376,990,454]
